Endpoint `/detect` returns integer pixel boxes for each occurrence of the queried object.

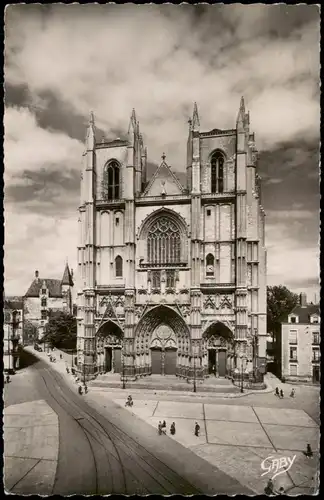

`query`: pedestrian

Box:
[275,387,279,397]
[162,420,166,429]
[78,385,83,395]
[280,389,284,398]
[264,478,274,495]
[290,388,295,398]
[158,421,162,435]
[66,366,70,374]
[170,422,176,435]
[6,374,10,384]
[84,384,88,394]
[60,353,63,360]
[194,422,200,437]
[304,443,313,458]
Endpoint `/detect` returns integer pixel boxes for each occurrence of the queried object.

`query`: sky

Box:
[4,4,320,302]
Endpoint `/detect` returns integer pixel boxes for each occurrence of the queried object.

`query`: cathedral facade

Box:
[76,99,267,381]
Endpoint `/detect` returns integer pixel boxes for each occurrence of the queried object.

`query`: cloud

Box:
[5,4,320,164]
[4,209,77,295]
[3,4,320,298]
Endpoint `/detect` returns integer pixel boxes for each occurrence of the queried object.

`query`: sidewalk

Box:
[21,347,319,495]
[24,346,285,399]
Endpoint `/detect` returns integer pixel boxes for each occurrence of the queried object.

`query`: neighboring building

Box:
[281,292,320,383]
[3,296,24,372]
[24,265,74,340]
[76,98,267,381]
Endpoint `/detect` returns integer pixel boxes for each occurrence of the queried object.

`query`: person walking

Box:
[290,388,295,398]
[280,389,284,398]
[194,422,200,437]
[170,422,176,435]
[6,374,10,384]
[60,353,63,360]
[158,421,162,435]
[264,478,275,495]
[304,443,313,458]
[275,387,279,397]
[84,384,88,394]
[78,385,83,395]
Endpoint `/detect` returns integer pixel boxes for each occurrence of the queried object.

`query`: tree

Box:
[267,285,299,375]
[41,311,77,350]
[24,320,38,344]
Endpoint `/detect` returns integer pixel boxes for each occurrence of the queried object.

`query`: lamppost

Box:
[122,345,126,390]
[239,353,245,393]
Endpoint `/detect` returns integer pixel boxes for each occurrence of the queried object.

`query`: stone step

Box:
[89,377,240,393]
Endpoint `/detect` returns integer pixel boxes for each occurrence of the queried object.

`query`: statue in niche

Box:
[161,180,166,195]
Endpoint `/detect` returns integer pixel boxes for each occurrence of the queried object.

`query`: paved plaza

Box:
[113,398,319,494]
[4,400,59,495]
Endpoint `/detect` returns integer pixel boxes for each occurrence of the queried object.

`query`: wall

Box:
[281,322,320,381]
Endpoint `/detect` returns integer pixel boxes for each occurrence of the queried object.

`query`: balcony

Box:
[139,261,187,269]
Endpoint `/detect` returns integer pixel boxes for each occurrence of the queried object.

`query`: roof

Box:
[4,296,24,310]
[62,264,74,286]
[284,304,320,323]
[143,157,185,196]
[25,279,63,298]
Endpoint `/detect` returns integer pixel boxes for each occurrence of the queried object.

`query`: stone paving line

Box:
[4,400,59,495]
[22,347,320,494]
[110,397,320,495]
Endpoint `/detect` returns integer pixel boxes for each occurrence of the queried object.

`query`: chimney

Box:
[35,270,39,281]
[300,292,307,307]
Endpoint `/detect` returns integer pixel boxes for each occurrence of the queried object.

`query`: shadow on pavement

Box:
[19,349,42,369]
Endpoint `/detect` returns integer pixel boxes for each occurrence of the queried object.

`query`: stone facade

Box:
[281,293,320,383]
[24,266,74,340]
[3,297,24,371]
[76,100,267,382]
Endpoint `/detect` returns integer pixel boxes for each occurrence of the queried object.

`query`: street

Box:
[4,351,253,495]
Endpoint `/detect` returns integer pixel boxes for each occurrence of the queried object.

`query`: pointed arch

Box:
[211,151,225,194]
[115,255,123,277]
[103,160,120,200]
[206,253,215,277]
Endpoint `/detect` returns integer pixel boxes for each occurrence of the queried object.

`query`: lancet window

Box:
[147,217,181,265]
[206,253,215,277]
[115,256,123,277]
[211,152,224,194]
[103,161,120,200]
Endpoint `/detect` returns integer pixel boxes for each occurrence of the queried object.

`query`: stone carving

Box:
[220,295,233,310]
[135,305,145,319]
[180,287,189,294]
[204,296,215,310]
[166,287,176,294]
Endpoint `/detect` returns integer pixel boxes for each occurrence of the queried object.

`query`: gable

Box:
[145,162,183,196]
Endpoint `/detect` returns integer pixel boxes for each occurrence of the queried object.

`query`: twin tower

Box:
[76,99,267,382]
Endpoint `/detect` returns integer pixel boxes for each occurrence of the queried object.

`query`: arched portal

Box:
[202,322,234,378]
[135,305,190,377]
[96,321,123,374]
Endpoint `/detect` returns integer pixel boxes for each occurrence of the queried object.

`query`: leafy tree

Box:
[267,285,299,375]
[41,310,77,350]
[24,319,38,344]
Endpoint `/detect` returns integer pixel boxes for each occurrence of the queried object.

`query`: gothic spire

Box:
[237,96,245,126]
[62,262,73,286]
[128,108,137,134]
[85,111,96,150]
[192,102,200,131]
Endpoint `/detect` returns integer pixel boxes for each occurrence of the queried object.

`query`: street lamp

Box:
[239,353,245,393]
[122,347,126,390]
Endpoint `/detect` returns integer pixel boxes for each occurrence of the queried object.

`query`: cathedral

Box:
[76,98,267,382]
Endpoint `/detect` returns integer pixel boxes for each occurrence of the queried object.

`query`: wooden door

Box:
[151,349,162,374]
[105,348,112,372]
[164,349,177,375]
[218,350,226,377]
[114,348,121,373]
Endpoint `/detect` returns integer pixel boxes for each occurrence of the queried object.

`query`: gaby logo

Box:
[261,455,297,480]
